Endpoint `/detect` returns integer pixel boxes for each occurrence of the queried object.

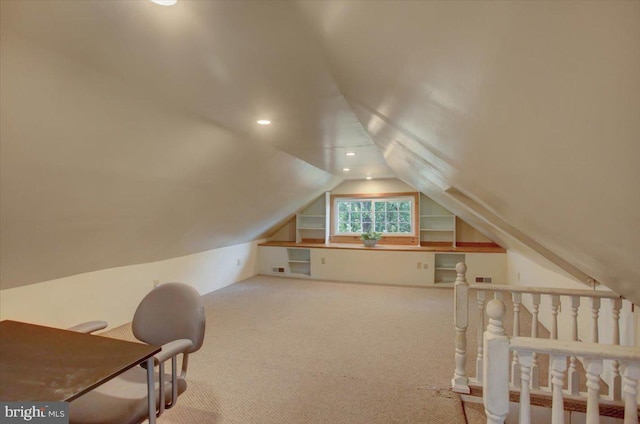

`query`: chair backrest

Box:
[132,282,206,353]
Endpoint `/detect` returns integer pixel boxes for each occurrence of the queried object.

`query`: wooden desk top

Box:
[0,320,160,402]
[259,241,506,253]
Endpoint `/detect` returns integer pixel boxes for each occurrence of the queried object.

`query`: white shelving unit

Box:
[287,248,311,276]
[296,193,329,243]
[258,245,506,285]
[419,194,456,247]
[434,253,465,284]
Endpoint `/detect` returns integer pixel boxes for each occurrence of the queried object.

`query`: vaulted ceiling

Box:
[1,1,638,303]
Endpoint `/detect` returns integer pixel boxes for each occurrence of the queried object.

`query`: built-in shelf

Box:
[434,253,465,284]
[419,194,456,247]
[258,242,506,287]
[297,215,325,229]
[287,248,311,276]
[296,194,329,243]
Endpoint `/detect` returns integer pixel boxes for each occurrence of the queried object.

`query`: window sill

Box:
[330,235,419,245]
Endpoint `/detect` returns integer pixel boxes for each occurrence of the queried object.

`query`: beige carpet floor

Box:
[103,276,479,424]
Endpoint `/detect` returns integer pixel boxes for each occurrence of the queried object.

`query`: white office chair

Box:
[69,283,206,424]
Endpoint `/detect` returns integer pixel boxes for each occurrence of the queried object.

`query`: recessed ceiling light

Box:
[366,176,372,180]
[150,0,177,6]
[345,152,356,156]
[257,120,271,125]
[343,168,350,172]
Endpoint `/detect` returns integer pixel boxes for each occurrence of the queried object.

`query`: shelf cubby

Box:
[419,194,456,247]
[287,248,311,276]
[296,194,329,243]
[434,253,465,284]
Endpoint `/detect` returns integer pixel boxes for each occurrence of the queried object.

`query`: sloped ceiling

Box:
[1,1,638,304]
[0,0,366,288]
[294,1,640,302]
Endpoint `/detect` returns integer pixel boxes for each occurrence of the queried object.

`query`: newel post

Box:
[483,299,509,424]
[452,262,470,394]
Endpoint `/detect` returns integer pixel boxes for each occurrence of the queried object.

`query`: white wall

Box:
[330,178,415,195]
[0,240,262,330]
[456,219,492,243]
[269,216,297,242]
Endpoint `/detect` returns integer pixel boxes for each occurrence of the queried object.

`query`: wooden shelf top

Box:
[259,241,506,253]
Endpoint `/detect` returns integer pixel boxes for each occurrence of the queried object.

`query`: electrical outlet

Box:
[236,259,241,267]
[321,257,325,265]
[423,263,428,269]
[416,262,421,269]
[517,272,521,282]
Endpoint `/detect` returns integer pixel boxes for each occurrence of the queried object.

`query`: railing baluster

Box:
[484,299,509,424]
[511,335,640,424]
[551,295,561,340]
[530,293,541,390]
[511,292,522,387]
[550,354,567,424]
[518,351,533,424]
[549,295,561,391]
[622,361,640,424]
[584,358,603,424]
[468,284,636,424]
[591,297,600,343]
[452,262,470,393]
[568,295,580,395]
[476,290,486,383]
[610,298,623,401]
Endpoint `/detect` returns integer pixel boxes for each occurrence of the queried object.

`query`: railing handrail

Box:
[482,298,640,424]
[510,336,640,362]
[470,283,622,300]
[455,262,639,424]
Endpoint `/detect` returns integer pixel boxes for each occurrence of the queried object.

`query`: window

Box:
[333,195,416,235]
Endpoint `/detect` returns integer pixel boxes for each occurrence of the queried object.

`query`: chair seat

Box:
[70,366,187,424]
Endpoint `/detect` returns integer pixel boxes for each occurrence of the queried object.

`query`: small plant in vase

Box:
[361,230,382,247]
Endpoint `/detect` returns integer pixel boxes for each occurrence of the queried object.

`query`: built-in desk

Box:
[259,241,506,253]
[258,241,506,286]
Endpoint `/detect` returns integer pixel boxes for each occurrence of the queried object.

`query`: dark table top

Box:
[0,320,160,402]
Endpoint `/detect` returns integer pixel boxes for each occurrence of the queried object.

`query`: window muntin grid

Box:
[335,197,413,235]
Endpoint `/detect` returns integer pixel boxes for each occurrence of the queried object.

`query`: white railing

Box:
[484,299,640,424]
[451,262,639,423]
